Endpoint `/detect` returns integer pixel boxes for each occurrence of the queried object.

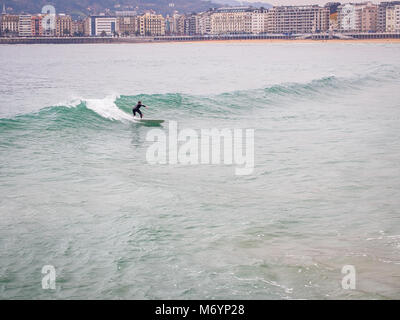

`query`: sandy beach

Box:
[1,36,400,45]
[180,38,400,44]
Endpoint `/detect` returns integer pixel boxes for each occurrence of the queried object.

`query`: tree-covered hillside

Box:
[3,0,222,17]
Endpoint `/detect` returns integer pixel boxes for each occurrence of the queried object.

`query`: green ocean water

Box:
[0,42,400,299]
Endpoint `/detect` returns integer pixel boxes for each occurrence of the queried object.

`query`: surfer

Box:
[132,101,147,119]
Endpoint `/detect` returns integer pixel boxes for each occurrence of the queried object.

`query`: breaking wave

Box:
[1,67,398,131]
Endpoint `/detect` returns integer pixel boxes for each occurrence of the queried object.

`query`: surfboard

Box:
[133,117,164,125]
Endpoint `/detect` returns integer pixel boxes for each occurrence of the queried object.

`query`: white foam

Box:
[53,98,82,108]
[85,94,133,122]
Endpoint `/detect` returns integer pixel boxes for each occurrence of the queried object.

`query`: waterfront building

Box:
[267,5,329,34]
[164,12,185,35]
[1,2,5,31]
[251,10,268,34]
[0,3,3,35]
[72,19,84,36]
[83,17,90,36]
[353,4,363,32]
[385,4,400,32]
[210,7,254,35]
[118,15,137,36]
[40,14,55,36]
[386,5,397,31]
[170,13,185,35]
[377,1,400,32]
[325,2,341,31]
[395,4,400,31]
[338,2,380,33]
[338,3,360,31]
[329,12,339,30]
[56,14,72,37]
[85,16,118,36]
[137,13,165,36]
[198,11,212,35]
[361,2,378,32]
[137,14,145,35]
[31,15,43,36]
[378,2,390,31]
[164,14,172,35]
[184,13,199,35]
[164,14,173,35]
[95,17,118,36]
[1,14,19,36]
[18,14,32,37]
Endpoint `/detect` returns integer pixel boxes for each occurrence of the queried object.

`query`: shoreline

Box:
[1,37,400,45]
[179,38,400,44]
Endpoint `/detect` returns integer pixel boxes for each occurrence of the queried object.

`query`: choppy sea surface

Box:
[0,42,400,299]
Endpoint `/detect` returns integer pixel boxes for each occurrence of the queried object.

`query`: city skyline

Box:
[1,0,385,10]
[2,0,400,39]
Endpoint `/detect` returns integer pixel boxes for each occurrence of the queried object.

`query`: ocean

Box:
[0,41,399,299]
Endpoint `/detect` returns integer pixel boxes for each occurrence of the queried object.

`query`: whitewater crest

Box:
[2,66,399,127]
[84,94,133,122]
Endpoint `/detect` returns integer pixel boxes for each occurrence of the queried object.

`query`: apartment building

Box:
[165,14,173,34]
[1,14,19,35]
[165,14,184,35]
[361,3,378,31]
[72,19,84,36]
[169,13,185,35]
[210,7,254,35]
[251,10,268,34]
[184,14,199,35]
[385,4,400,31]
[95,17,118,36]
[118,15,137,36]
[137,13,165,36]
[325,1,341,31]
[386,5,397,31]
[329,12,339,30]
[0,3,4,34]
[338,3,360,31]
[198,11,212,35]
[85,16,118,36]
[338,2,379,32]
[267,5,329,34]
[395,5,400,31]
[18,14,32,37]
[378,2,390,31]
[377,1,400,31]
[31,15,42,36]
[56,14,72,36]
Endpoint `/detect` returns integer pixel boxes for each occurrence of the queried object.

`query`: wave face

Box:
[1,66,399,132]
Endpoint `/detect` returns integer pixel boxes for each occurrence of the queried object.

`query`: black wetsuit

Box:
[132,103,146,118]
